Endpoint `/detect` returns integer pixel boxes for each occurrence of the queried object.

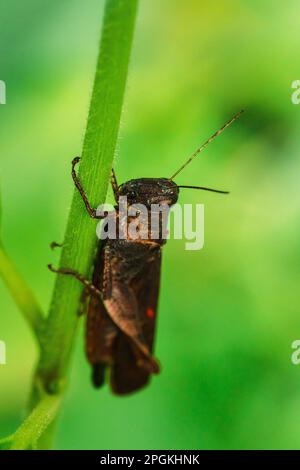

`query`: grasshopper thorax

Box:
[118,178,179,207]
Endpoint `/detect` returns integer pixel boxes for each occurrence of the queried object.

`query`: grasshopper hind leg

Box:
[92,363,106,388]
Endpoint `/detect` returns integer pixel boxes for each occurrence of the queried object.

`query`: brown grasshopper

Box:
[49,110,243,394]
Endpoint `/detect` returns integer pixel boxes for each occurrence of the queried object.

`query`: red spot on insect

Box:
[146,308,155,319]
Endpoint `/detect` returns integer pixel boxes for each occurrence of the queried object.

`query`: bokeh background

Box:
[1,0,300,450]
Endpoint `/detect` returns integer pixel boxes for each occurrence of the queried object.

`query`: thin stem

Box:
[28,0,139,447]
[0,243,44,345]
[9,394,61,450]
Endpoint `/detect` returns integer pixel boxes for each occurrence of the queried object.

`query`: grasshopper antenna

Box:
[170,109,244,180]
[178,185,229,194]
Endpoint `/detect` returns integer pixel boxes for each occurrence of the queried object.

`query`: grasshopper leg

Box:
[111,168,119,202]
[72,157,107,219]
[50,241,64,250]
[48,264,102,298]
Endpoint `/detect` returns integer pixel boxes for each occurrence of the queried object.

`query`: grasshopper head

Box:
[118,178,179,207]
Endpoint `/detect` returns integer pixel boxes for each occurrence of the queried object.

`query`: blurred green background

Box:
[1,0,300,450]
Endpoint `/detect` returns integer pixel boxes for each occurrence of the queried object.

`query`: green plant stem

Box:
[28,0,139,447]
[9,394,61,450]
[0,243,44,344]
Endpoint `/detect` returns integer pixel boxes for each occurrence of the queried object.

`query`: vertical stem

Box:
[10,394,61,450]
[0,243,44,343]
[29,0,139,442]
